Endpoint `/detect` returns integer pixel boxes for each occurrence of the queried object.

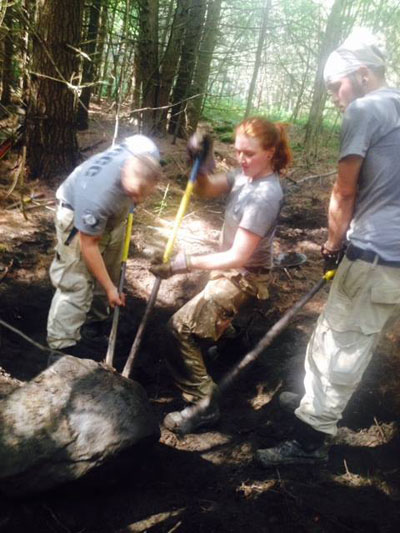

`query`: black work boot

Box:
[255,419,329,467]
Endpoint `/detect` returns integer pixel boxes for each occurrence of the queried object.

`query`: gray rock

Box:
[0,356,160,495]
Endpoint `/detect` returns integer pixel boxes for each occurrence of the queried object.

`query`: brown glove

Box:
[150,251,192,279]
[187,131,216,174]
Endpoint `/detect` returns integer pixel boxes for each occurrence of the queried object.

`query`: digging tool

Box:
[177,269,336,435]
[122,156,203,378]
[105,206,135,367]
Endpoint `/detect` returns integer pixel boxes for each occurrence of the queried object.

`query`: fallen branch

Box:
[296,169,337,184]
[0,318,64,356]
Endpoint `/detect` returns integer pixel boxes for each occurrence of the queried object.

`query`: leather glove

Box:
[187,131,216,174]
[321,243,346,274]
[150,251,192,279]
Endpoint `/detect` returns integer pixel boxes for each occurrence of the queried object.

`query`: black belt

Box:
[57,199,74,210]
[346,244,400,268]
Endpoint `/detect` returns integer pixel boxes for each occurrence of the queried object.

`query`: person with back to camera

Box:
[47,135,161,359]
[150,117,293,433]
[255,30,400,467]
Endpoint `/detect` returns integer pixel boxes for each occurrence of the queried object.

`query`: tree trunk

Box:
[187,0,223,134]
[94,0,108,98]
[1,4,14,106]
[245,0,271,118]
[168,0,207,138]
[77,0,102,130]
[303,0,348,159]
[25,0,84,180]
[136,0,160,134]
[156,0,190,134]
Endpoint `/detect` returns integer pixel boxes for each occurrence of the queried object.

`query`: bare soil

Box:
[1,113,400,532]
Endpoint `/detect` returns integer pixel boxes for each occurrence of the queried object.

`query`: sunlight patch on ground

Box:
[125,508,185,532]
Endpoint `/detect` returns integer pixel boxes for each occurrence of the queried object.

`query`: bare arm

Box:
[325,155,363,250]
[190,227,261,270]
[79,232,125,308]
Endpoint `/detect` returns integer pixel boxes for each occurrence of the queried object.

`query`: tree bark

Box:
[25,0,84,180]
[187,0,223,134]
[1,4,14,106]
[245,0,271,118]
[77,0,102,130]
[156,0,190,134]
[168,0,207,138]
[136,0,160,134]
[303,0,347,159]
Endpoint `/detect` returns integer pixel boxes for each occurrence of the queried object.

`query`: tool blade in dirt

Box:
[122,156,204,378]
[178,271,336,435]
[105,207,134,368]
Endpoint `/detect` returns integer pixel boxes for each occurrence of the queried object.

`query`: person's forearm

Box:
[80,237,115,292]
[326,185,356,249]
[190,249,245,271]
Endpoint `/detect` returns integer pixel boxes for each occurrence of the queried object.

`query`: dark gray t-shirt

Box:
[222,170,283,268]
[57,135,158,236]
[340,87,400,261]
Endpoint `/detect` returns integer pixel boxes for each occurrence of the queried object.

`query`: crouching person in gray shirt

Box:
[47,135,161,357]
[150,117,292,433]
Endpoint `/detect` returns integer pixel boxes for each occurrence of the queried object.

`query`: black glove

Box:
[150,251,192,279]
[187,131,216,174]
[321,243,346,274]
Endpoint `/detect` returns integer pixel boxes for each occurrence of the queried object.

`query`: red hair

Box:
[235,117,292,175]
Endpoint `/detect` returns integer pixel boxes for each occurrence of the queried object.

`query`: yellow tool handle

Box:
[122,211,134,262]
[162,181,194,263]
[323,269,336,281]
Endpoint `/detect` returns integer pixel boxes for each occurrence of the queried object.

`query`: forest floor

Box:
[1,105,400,532]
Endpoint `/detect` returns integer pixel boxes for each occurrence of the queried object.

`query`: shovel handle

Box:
[105,208,134,367]
[122,157,203,378]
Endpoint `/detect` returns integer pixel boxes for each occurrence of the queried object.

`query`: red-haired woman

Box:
[151,117,292,433]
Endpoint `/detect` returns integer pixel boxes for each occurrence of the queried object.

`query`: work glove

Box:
[187,130,216,174]
[321,243,346,274]
[150,251,192,279]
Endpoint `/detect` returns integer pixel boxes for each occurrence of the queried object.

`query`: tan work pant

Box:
[168,269,270,403]
[296,257,400,436]
[47,205,125,349]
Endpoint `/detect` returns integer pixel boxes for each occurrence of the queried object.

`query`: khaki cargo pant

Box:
[47,205,125,349]
[168,269,270,403]
[296,256,400,436]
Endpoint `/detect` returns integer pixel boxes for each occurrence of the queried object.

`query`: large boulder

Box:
[0,356,160,495]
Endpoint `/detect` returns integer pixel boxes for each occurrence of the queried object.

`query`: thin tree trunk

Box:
[187,0,223,134]
[168,0,207,138]
[1,5,14,106]
[303,0,348,159]
[156,0,189,134]
[77,0,102,130]
[245,0,271,118]
[136,0,160,134]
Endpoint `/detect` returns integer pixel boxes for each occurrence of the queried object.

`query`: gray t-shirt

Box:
[57,135,158,236]
[221,170,283,268]
[340,87,400,261]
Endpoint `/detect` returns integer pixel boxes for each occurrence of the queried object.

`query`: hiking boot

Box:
[163,403,220,434]
[255,439,329,467]
[279,391,301,413]
[81,322,109,349]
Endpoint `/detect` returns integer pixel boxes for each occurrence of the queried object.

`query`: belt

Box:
[57,199,74,210]
[346,244,400,268]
